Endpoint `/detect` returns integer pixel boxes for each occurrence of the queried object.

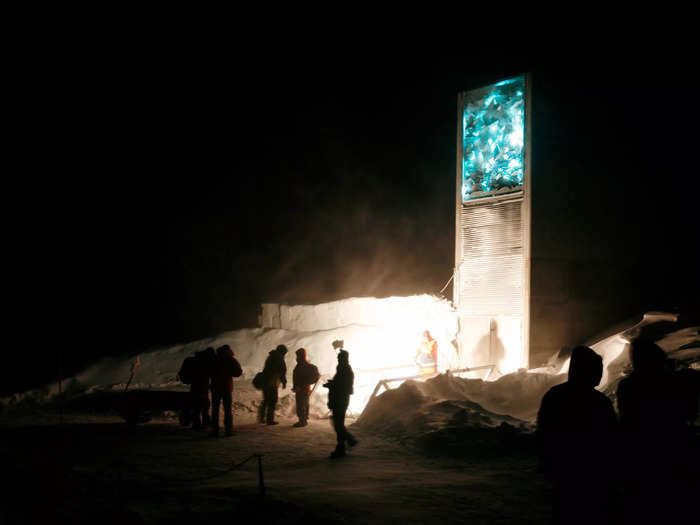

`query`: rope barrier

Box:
[100,452,265,488]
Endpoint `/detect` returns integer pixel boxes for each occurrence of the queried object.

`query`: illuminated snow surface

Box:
[4,295,698,429]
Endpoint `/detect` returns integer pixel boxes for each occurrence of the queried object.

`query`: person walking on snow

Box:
[292,347,320,427]
[324,349,358,458]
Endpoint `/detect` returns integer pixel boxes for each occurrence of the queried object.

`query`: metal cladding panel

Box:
[458,199,523,315]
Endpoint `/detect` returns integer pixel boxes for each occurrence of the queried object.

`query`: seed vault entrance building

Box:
[454,75,531,375]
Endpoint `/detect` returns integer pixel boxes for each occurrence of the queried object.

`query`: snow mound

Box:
[356,369,563,430]
[355,377,536,456]
[2,295,459,417]
[354,315,698,452]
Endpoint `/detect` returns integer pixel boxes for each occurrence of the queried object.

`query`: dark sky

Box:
[8,50,699,396]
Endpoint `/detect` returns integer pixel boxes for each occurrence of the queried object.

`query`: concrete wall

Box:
[456,314,522,375]
[529,258,642,366]
[527,75,651,367]
[261,295,458,336]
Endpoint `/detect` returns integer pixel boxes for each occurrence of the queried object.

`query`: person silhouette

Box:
[258,345,288,425]
[292,348,320,427]
[537,345,618,524]
[616,339,699,524]
[209,345,242,437]
[324,349,358,458]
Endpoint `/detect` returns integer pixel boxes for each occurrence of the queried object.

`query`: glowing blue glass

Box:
[462,76,525,202]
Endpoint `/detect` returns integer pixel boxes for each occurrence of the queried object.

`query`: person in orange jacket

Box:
[415,330,437,374]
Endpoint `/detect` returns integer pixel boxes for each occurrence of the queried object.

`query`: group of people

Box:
[536,340,698,524]
[177,344,242,437]
[178,341,358,458]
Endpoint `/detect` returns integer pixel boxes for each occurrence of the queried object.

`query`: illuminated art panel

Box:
[462,76,525,202]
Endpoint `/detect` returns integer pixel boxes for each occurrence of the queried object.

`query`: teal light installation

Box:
[462,76,525,201]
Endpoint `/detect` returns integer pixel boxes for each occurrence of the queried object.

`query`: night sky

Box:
[8,51,698,397]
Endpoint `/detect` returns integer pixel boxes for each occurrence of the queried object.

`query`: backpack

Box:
[252,372,265,390]
[178,356,196,385]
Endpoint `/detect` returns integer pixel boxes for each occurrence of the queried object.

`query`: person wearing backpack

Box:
[258,345,288,425]
[292,347,320,427]
[210,345,242,437]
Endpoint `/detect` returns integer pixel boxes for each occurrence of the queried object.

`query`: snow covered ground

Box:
[0,412,552,524]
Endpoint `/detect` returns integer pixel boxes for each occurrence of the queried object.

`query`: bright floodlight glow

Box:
[462,76,525,202]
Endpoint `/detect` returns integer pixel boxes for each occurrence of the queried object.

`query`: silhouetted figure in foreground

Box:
[537,346,617,524]
[258,344,287,425]
[616,339,699,524]
[210,345,242,437]
[325,349,357,458]
[292,347,320,427]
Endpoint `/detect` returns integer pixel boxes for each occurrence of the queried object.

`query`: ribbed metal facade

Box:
[456,198,524,315]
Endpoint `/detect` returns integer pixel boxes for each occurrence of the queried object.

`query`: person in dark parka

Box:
[210,344,242,437]
[616,339,699,524]
[258,344,287,425]
[536,345,618,525]
[324,350,358,458]
[191,347,215,429]
[292,347,320,427]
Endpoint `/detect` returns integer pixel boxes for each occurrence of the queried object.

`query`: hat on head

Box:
[216,344,233,357]
[276,344,288,355]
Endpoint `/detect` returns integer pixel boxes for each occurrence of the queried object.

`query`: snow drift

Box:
[355,311,698,451]
[3,293,698,435]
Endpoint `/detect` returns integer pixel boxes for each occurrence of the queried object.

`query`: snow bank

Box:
[358,370,563,429]
[4,298,697,430]
[356,312,698,451]
[3,296,460,416]
[355,376,538,456]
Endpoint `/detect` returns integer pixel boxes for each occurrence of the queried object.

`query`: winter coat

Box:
[416,338,437,370]
[293,361,320,395]
[536,381,617,480]
[210,347,243,393]
[328,363,353,410]
[262,349,287,389]
[191,348,215,397]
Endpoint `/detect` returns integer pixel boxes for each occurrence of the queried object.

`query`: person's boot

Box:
[330,446,345,459]
[266,420,278,426]
[347,434,358,448]
[293,421,305,427]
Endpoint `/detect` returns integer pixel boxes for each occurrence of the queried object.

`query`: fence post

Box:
[255,454,265,496]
